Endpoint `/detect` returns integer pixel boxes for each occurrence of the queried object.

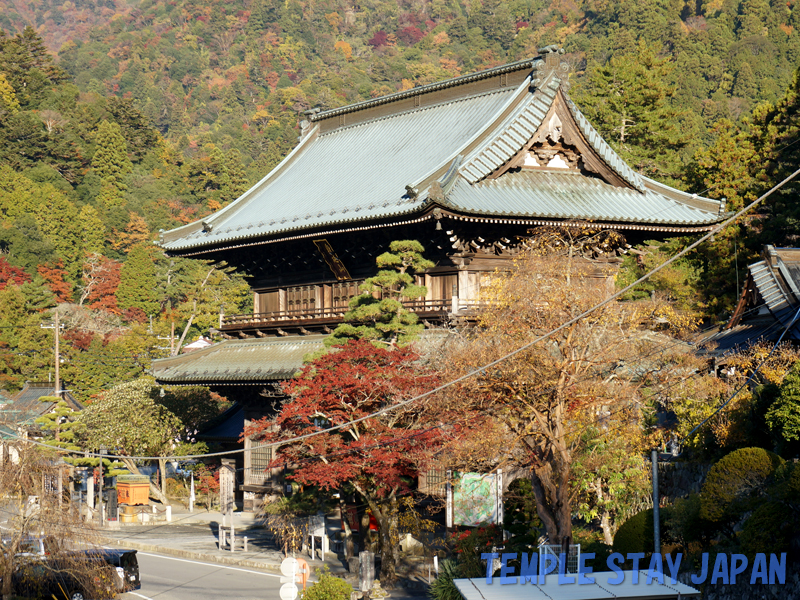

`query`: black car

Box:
[12,554,118,600]
[82,549,140,592]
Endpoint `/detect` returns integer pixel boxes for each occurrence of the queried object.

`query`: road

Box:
[120,551,286,600]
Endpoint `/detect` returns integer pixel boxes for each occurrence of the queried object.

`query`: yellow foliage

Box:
[439,57,461,76]
[432,31,450,46]
[400,78,414,91]
[333,40,352,61]
[0,73,20,114]
[325,12,341,28]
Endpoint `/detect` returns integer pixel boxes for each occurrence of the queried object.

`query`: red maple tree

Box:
[38,260,73,302]
[80,254,121,314]
[0,256,30,290]
[244,339,441,586]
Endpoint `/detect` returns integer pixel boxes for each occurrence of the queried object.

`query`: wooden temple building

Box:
[152,49,725,509]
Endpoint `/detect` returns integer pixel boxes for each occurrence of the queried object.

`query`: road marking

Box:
[128,593,155,600]
[137,552,284,578]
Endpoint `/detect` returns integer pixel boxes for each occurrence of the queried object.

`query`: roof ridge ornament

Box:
[533,46,570,92]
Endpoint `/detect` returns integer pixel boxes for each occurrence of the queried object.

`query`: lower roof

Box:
[150,335,326,385]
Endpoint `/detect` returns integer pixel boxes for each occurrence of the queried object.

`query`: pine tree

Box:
[329,240,434,348]
[90,120,132,192]
[751,66,800,245]
[117,243,160,318]
[732,63,758,99]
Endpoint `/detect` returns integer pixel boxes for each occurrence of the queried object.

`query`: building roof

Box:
[0,383,82,430]
[159,52,723,256]
[453,572,700,600]
[150,335,327,385]
[703,246,800,354]
[151,329,455,387]
[445,171,718,229]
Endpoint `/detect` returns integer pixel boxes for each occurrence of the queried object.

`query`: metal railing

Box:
[538,543,580,574]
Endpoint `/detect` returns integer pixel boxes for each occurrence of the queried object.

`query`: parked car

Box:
[1,534,63,557]
[11,554,118,600]
[81,549,140,592]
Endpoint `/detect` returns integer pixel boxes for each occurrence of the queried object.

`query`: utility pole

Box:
[54,309,60,398]
[41,309,63,398]
[652,449,660,555]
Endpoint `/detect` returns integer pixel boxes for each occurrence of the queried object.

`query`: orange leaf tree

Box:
[439,251,668,546]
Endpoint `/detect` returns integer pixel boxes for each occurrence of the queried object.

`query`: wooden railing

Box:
[244,467,277,487]
[222,299,456,328]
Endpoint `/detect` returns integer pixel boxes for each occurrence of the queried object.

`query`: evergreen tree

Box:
[78,205,106,255]
[0,73,19,115]
[0,214,58,274]
[750,66,800,245]
[572,41,690,180]
[329,240,434,348]
[116,243,160,318]
[90,120,132,192]
[732,63,758,99]
[688,119,759,314]
[766,362,800,447]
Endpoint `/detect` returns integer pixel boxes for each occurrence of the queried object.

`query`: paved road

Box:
[120,551,286,600]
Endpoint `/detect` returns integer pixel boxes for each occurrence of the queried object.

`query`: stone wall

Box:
[655,460,712,502]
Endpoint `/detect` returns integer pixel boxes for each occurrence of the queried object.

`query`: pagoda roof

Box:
[160,53,724,255]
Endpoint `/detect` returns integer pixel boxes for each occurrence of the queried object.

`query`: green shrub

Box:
[666,493,715,550]
[740,462,800,556]
[699,447,784,522]
[303,567,353,600]
[429,558,464,600]
[613,509,652,556]
[612,507,673,558]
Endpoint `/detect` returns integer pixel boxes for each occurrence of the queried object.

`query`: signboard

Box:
[451,471,503,527]
[279,583,298,600]
[279,557,309,599]
[219,460,235,515]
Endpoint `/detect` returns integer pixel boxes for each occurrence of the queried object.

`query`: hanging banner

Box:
[451,471,503,527]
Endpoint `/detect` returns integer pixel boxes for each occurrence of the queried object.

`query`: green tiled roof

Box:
[159,56,723,254]
[150,336,326,384]
[446,170,719,228]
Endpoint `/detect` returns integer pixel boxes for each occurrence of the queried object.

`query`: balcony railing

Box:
[222,299,462,328]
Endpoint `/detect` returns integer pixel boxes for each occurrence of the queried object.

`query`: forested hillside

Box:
[0,0,799,400]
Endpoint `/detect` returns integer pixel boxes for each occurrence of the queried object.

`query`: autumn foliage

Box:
[247,340,440,493]
[245,339,441,585]
[0,256,30,289]
[37,260,72,302]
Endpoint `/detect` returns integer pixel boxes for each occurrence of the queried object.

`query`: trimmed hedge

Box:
[699,447,784,522]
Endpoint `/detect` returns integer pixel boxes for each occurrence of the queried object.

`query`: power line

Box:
[3,167,798,461]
